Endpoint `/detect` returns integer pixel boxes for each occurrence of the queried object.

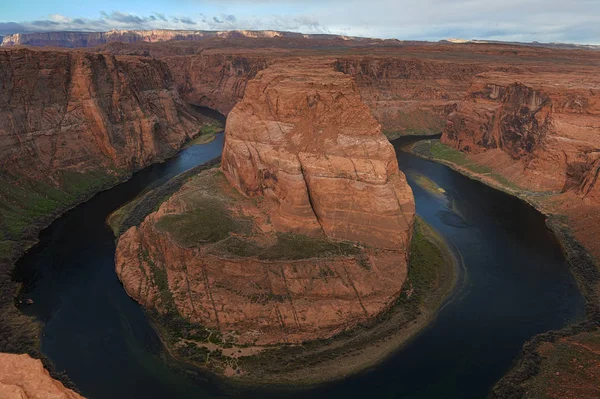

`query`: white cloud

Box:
[1,1,599,45]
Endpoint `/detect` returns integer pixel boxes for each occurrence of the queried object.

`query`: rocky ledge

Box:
[0,353,84,399]
[114,60,415,374]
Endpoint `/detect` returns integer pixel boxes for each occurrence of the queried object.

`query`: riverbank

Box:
[109,167,459,387]
[408,138,600,399]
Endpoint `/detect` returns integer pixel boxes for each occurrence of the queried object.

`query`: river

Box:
[13,134,585,398]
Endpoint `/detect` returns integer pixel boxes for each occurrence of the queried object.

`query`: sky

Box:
[0,0,599,44]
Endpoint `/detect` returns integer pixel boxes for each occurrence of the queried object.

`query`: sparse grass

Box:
[186,122,224,146]
[0,167,124,394]
[399,217,446,306]
[233,217,456,384]
[109,158,222,237]
[258,233,360,260]
[156,197,251,246]
[412,140,522,191]
[210,233,361,260]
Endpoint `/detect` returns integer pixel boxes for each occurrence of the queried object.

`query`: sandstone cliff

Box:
[0,353,84,399]
[164,52,270,115]
[334,57,486,136]
[0,47,202,242]
[442,72,600,194]
[440,70,600,260]
[115,60,415,350]
[222,60,415,249]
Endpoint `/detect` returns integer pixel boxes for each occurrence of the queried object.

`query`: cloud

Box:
[0,2,598,44]
[173,17,197,25]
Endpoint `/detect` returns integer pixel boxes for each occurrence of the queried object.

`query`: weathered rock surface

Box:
[0,47,206,242]
[0,353,84,399]
[164,52,270,115]
[0,48,200,183]
[334,57,486,136]
[115,60,415,347]
[442,72,600,194]
[222,60,415,250]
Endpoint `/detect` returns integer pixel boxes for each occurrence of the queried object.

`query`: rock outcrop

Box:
[164,53,270,115]
[222,60,415,250]
[0,353,84,399]
[0,47,204,241]
[334,57,486,136]
[0,48,199,182]
[115,60,415,348]
[442,71,600,194]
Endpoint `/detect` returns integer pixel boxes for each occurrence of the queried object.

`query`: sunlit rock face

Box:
[0,353,85,399]
[115,60,415,347]
[222,60,415,251]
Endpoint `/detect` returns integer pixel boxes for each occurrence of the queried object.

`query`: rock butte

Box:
[114,60,415,346]
[0,353,85,399]
[221,60,415,249]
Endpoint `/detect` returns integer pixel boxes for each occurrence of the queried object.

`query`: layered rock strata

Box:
[222,60,414,249]
[115,60,415,347]
[0,47,204,242]
[442,72,600,194]
[0,48,200,183]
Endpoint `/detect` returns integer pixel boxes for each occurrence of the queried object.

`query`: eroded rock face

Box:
[0,353,84,399]
[222,60,415,250]
[115,61,415,347]
[442,72,600,194]
[334,57,486,136]
[164,53,270,115]
[0,48,199,183]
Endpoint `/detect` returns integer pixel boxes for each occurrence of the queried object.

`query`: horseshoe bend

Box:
[113,60,422,379]
[0,28,598,399]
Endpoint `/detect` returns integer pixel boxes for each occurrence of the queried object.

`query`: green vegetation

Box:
[0,169,123,242]
[411,173,446,197]
[232,217,456,384]
[0,168,121,394]
[108,158,222,237]
[156,197,251,246]
[399,217,447,307]
[186,122,224,146]
[211,233,361,260]
[412,139,522,191]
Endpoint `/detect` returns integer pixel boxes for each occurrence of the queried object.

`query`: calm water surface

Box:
[14,134,585,399]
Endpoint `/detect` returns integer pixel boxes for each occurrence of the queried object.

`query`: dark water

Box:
[14,134,584,399]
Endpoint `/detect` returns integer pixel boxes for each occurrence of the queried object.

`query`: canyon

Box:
[113,60,416,377]
[0,32,598,396]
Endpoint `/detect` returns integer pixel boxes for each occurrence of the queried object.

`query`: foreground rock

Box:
[115,60,414,367]
[0,353,84,399]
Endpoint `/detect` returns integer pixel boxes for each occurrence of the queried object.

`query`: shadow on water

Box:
[13,134,585,398]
